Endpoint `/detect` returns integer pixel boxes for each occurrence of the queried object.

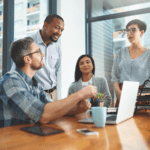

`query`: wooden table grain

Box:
[0,111,150,150]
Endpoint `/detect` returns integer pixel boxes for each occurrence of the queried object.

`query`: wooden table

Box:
[0,111,150,150]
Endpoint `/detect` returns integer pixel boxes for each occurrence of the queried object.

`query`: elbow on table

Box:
[38,114,50,124]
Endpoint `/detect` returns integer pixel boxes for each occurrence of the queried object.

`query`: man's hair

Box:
[126,19,147,32]
[10,37,34,68]
[44,14,64,24]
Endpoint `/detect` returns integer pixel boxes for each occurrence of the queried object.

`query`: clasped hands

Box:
[77,85,97,112]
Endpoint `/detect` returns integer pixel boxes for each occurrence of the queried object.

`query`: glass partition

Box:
[14,0,48,40]
[89,0,150,104]
[91,0,150,18]
[113,14,150,55]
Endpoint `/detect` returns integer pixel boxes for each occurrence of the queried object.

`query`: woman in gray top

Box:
[111,19,150,107]
[68,54,112,108]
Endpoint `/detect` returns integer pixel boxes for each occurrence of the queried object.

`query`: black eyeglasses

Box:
[25,50,42,56]
[122,28,139,34]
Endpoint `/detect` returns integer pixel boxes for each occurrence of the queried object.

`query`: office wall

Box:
[57,0,86,99]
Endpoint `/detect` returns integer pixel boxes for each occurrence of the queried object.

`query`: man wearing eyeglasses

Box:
[0,37,97,128]
[11,14,64,101]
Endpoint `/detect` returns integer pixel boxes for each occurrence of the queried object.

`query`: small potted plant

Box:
[95,93,108,107]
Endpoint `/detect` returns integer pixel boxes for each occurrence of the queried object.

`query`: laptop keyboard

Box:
[106,115,117,121]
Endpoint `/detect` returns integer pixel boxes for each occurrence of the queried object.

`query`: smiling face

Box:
[44,18,64,42]
[79,57,94,75]
[127,24,144,44]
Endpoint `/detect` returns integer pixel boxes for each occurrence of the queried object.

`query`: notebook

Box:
[79,81,139,125]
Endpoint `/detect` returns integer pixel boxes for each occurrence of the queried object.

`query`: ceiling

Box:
[103,0,150,9]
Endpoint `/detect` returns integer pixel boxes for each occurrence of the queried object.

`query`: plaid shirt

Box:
[0,67,53,128]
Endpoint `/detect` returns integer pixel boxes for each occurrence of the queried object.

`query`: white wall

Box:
[57,0,86,99]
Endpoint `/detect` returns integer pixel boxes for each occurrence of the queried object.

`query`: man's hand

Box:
[77,99,91,113]
[78,85,97,100]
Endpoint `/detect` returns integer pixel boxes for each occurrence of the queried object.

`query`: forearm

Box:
[39,85,97,124]
[113,82,122,105]
[113,82,121,93]
[65,105,78,116]
[65,103,87,116]
[39,92,82,124]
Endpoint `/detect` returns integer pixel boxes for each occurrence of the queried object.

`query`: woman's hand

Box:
[115,89,122,107]
[113,82,122,100]
[113,82,122,107]
[116,89,121,100]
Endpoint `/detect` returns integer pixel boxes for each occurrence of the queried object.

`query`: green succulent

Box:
[96,93,108,102]
[96,93,104,99]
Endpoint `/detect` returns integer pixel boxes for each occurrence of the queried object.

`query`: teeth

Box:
[54,35,58,39]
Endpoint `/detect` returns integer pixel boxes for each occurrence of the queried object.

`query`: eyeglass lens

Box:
[125,28,137,33]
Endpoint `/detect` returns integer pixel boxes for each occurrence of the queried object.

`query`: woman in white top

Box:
[68,54,112,107]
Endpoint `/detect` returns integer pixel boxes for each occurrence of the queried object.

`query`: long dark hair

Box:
[74,54,95,82]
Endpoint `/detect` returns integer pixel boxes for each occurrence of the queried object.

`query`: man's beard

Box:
[49,34,59,42]
[31,62,44,71]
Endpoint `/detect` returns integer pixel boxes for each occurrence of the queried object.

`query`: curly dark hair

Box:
[44,14,64,24]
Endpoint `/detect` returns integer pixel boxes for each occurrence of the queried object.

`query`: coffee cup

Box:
[86,107,107,128]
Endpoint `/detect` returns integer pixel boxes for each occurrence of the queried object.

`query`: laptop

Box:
[79,81,139,125]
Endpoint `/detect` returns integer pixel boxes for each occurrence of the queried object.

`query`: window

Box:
[15,2,23,12]
[91,0,150,17]
[86,0,150,104]
[31,20,39,25]
[33,2,40,7]
[0,0,3,5]
[14,0,48,40]
[27,1,40,13]
[27,3,30,8]
[27,20,30,26]
[15,20,23,29]
[1,0,57,76]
